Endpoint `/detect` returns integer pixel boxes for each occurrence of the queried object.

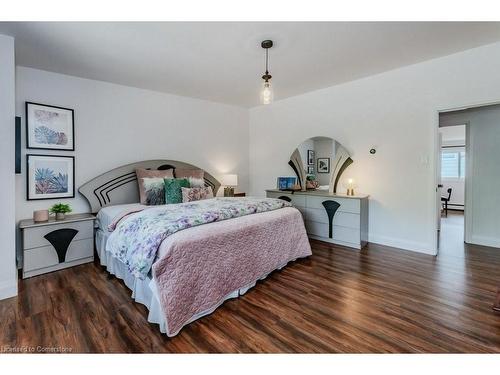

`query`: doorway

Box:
[436,103,500,256]
[437,123,466,256]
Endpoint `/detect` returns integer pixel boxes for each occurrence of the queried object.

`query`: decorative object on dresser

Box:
[33,209,49,223]
[345,178,356,196]
[49,202,72,221]
[277,176,297,190]
[266,189,369,249]
[221,174,238,197]
[19,213,95,278]
[27,154,75,200]
[26,102,75,150]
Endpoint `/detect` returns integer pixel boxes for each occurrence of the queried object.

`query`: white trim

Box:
[0,279,18,300]
[470,235,500,249]
[369,234,435,256]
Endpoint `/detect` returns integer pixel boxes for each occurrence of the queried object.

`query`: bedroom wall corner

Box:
[0,34,18,300]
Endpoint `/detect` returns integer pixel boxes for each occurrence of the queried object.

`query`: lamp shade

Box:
[221,174,238,187]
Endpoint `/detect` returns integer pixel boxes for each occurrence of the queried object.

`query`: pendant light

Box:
[260,40,274,105]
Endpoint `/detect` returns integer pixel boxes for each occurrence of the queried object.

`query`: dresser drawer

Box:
[305,195,360,214]
[305,220,360,245]
[305,208,360,229]
[23,220,93,250]
[266,191,305,207]
[23,238,94,272]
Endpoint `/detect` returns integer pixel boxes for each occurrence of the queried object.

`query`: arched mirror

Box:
[289,136,352,193]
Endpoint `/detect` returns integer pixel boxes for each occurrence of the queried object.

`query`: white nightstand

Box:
[19,213,96,279]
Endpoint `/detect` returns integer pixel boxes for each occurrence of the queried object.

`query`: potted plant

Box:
[49,203,72,221]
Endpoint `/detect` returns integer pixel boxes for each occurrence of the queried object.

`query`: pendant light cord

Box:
[265,48,269,75]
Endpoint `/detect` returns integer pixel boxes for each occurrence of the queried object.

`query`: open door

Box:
[436,132,443,253]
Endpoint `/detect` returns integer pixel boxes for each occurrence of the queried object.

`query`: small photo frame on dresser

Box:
[26,102,75,150]
[27,154,75,200]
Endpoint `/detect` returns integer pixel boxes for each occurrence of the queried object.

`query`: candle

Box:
[33,209,49,222]
[346,178,355,196]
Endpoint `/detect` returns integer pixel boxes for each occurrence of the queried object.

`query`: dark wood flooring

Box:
[1,239,500,353]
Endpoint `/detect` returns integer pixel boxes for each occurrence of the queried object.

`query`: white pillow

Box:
[188,177,206,188]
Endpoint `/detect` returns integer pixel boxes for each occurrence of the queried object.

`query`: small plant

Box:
[49,203,72,214]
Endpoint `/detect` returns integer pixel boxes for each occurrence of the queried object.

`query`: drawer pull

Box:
[278,195,292,202]
[322,200,341,238]
[44,228,79,263]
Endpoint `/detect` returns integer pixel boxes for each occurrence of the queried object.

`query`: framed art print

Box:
[307,166,314,174]
[26,102,74,150]
[27,154,75,200]
[317,157,330,173]
[307,149,314,165]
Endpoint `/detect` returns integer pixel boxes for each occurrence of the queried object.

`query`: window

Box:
[441,147,465,179]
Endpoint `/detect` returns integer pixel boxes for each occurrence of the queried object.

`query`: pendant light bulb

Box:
[260,81,273,105]
[260,40,274,105]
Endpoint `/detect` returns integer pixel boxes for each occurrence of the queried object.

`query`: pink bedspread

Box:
[151,206,311,336]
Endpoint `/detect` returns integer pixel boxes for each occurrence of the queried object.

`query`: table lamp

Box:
[221,174,238,197]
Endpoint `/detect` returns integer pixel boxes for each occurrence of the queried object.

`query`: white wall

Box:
[15,67,249,261]
[0,35,17,299]
[249,41,500,255]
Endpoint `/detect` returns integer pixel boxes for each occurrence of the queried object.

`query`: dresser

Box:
[266,189,369,249]
[19,214,96,279]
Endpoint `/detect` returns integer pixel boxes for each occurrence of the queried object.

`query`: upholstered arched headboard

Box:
[78,159,221,213]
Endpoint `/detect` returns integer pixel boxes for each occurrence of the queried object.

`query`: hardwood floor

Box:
[1,239,500,353]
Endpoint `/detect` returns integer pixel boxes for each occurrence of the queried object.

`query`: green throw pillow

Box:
[164,178,190,204]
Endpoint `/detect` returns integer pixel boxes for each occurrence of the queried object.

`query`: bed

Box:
[79,160,311,337]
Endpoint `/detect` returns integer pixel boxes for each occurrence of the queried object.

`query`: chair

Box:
[441,188,452,217]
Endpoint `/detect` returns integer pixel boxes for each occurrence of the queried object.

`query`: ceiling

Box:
[2,22,500,107]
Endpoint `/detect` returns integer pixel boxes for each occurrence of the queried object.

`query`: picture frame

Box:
[307,150,314,165]
[317,157,330,173]
[26,102,75,150]
[277,176,297,190]
[27,154,75,200]
[307,166,314,174]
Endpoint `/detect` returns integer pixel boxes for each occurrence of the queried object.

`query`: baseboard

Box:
[0,279,18,300]
[369,234,436,255]
[470,235,500,248]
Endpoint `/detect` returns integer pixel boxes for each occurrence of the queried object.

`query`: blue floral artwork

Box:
[28,155,74,200]
[27,103,74,150]
[34,168,68,194]
[33,109,68,145]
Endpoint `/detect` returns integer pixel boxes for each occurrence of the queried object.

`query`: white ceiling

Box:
[2,22,500,107]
